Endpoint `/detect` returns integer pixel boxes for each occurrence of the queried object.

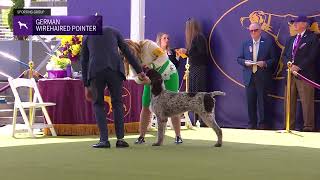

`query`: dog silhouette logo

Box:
[104,87,131,122]
[17,21,28,30]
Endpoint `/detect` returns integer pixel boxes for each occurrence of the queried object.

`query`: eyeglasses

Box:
[249,29,259,33]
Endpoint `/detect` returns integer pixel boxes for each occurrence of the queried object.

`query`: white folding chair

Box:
[8,77,57,137]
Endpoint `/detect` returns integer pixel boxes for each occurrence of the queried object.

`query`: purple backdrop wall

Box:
[67,0,130,37]
[68,0,320,130]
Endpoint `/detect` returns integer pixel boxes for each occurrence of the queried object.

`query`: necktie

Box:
[252,41,258,73]
[292,34,301,61]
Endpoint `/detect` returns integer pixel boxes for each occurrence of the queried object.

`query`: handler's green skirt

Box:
[142,61,179,107]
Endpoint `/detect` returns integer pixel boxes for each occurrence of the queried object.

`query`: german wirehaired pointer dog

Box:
[146,69,225,147]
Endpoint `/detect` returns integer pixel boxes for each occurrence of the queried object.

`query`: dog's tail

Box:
[210,91,226,97]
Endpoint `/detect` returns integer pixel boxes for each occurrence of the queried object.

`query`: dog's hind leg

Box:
[200,114,222,147]
[152,117,167,146]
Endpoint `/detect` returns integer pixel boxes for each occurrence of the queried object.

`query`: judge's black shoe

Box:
[134,136,145,144]
[92,141,110,148]
[116,139,130,148]
[174,136,183,144]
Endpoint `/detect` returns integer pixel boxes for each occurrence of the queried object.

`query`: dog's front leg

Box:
[152,118,166,146]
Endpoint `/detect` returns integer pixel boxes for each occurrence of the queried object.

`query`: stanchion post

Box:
[183,58,193,129]
[28,35,34,125]
[285,62,292,132]
[28,60,34,125]
[184,58,190,93]
[277,62,302,136]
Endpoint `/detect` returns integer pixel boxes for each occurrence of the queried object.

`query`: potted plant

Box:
[46,55,71,78]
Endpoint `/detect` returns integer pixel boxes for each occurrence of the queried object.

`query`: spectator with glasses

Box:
[237,22,276,129]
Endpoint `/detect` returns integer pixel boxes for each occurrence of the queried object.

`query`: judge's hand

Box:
[85,87,93,102]
[292,71,298,76]
[244,60,252,67]
[291,65,300,76]
[256,61,266,68]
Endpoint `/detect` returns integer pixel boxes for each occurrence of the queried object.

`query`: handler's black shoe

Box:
[92,141,111,148]
[174,136,183,144]
[116,139,129,148]
[134,136,145,144]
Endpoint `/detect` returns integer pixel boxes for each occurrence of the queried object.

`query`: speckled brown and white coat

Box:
[146,69,225,147]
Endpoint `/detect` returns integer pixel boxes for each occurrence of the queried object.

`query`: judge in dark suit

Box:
[81,26,148,148]
[237,22,276,129]
[282,16,319,131]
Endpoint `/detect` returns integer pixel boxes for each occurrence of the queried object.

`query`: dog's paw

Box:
[152,142,162,146]
[214,143,222,147]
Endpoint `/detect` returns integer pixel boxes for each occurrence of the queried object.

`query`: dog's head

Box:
[145,68,163,96]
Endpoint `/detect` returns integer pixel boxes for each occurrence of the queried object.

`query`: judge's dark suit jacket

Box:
[282,30,319,81]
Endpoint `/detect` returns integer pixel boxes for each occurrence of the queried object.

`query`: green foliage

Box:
[49,56,71,70]
[1,9,10,26]
[7,0,25,31]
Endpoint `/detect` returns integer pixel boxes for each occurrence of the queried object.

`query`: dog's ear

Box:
[143,65,150,73]
[150,77,163,86]
[147,69,163,96]
[151,79,163,96]
[146,69,163,86]
[146,69,160,79]
[146,68,156,78]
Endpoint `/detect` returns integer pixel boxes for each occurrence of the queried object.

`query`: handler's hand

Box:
[85,87,93,102]
[137,72,151,84]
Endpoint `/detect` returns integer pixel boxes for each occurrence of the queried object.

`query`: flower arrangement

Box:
[45,35,83,78]
[56,35,83,62]
[46,35,83,71]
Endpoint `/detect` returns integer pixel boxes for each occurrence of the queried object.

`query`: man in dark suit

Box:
[283,16,319,131]
[81,26,148,148]
[237,23,276,129]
